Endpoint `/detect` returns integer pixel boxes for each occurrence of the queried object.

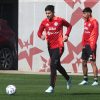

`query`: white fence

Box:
[18,0,100,74]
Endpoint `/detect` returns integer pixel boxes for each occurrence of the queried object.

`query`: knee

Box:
[51,59,59,66]
[90,61,96,66]
[82,60,87,67]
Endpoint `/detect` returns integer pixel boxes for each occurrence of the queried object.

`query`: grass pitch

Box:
[0,73,100,100]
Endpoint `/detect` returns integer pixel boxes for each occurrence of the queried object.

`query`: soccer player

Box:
[37,5,72,93]
[79,7,99,86]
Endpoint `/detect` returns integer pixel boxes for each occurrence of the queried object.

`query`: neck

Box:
[49,15,55,21]
[86,16,92,21]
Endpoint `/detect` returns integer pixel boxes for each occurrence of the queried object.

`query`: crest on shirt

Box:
[88,23,91,27]
[54,22,58,26]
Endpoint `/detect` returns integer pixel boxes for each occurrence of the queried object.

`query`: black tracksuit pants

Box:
[48,47,69,88]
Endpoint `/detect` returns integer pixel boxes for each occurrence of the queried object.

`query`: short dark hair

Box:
[45,5,54,12]
[83,7,92,13]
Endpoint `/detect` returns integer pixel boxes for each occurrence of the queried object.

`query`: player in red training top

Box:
[38,5,72,93]
[79,7,99,86]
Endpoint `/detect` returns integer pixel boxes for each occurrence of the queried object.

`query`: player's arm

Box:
[89,20,99,51]
[62,18,72,42]
[37,21,45,40]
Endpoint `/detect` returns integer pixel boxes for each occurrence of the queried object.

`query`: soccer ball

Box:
[6,85,16,95]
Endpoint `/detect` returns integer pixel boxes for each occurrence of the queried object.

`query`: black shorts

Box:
[81,45,96,61]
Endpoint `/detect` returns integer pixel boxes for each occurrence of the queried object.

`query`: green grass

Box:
[0,73,100,100]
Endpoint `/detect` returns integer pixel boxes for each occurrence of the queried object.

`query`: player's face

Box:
[83,12,91,21]
[45,10,54,20]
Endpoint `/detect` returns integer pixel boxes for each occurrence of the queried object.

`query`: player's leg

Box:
[49,55,57,88]
[90,49,98,86]
[56,47,69,80]
[82,60,88,81]
[79,60,88,85]
[56,47,71,89]
[45,48,58,93]
[57,65,71,89]
[91,61,98,86]
[57,65,70,81]
[79,46,89,85]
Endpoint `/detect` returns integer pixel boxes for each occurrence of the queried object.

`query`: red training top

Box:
[82,18,99,51]
[38,16,72,49]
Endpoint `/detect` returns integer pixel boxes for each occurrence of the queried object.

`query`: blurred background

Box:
[0,0,18,70]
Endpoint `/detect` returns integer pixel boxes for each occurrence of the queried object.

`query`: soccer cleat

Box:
[91,81,98,86]
[67,78,72,89]
[45,86,54,93]
[79,80,88,85]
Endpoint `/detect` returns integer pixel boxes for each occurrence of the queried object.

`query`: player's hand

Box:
[41,35,45,40]
[63,35,68,42]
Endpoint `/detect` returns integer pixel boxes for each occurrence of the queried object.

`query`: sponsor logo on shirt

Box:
[54,22,58,26]
[84,26,90,34]
[48,27,56,31]
[88,23,91,27]
[47,30,59,35]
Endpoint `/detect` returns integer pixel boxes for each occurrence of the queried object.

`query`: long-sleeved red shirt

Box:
[38,16,72,49]
[82,18,99,51]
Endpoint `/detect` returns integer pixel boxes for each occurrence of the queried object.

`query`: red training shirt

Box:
[38,16,72,49]
[82,18,99,51]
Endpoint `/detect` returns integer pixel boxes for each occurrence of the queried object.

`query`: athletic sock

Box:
[83,75,88,81]
[94,76,98,82]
